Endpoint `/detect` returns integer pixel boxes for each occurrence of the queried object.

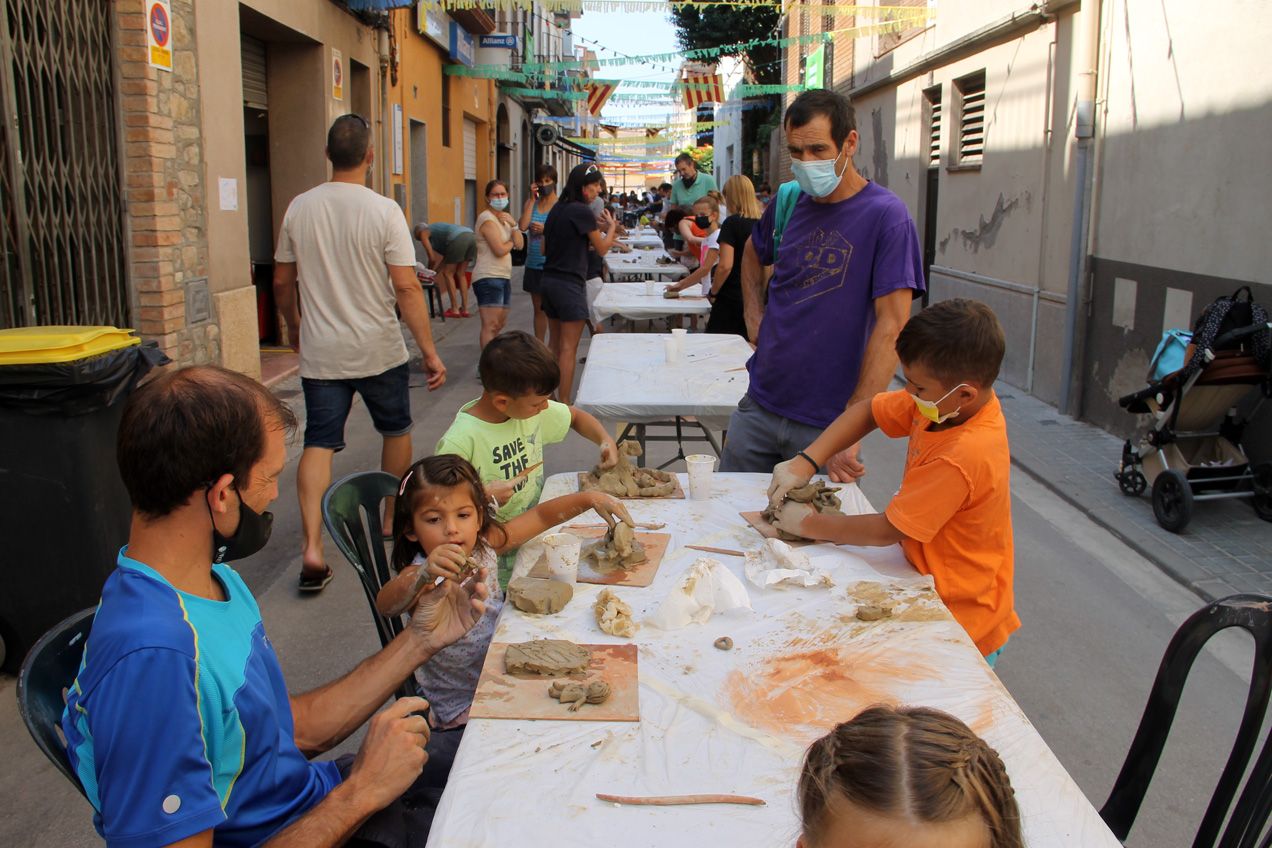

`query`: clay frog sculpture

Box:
[584,519,647,570]
[581,440,677,498]
[762,481,844,542]
[549,678,613,712]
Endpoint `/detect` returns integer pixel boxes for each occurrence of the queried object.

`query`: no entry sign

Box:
[146,0,172,72]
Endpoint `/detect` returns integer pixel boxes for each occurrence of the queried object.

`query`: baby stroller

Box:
[1116,286,1272,532]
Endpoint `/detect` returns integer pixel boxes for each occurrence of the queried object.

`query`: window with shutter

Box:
[924,85,941,168]
[955,71,986,167]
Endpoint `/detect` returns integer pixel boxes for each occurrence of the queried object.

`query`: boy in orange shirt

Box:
[766,298,1018,664]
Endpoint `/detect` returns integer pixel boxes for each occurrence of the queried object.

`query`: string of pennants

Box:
[422,1,933,16]
[443,15,929,76]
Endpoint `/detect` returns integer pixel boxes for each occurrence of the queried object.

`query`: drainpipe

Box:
[1058,0,1100,416]
[378,26,391,195]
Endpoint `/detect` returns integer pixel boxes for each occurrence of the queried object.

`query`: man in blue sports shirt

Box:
[61,365,488,848]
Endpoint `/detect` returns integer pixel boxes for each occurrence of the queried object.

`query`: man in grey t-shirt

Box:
[274,114,447,591]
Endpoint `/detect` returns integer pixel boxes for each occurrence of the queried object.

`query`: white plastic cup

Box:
[671,327,688,341]
[685,454,716,499]
[645,280,656,296]
[542,533,581,583]
[663,335,681,363]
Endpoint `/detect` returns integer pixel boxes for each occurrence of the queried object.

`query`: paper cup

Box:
[663,335,681,363]
[685,454,716,499]
[542,533,581,583]
[671,327,688,340]
[645,280,656,296]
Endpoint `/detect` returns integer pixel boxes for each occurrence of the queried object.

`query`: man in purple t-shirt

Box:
[720,89,925,479]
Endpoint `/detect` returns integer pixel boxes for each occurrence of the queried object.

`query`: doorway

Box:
[921,166,939,308]
[242,34,277,343]
[409,119,428,225]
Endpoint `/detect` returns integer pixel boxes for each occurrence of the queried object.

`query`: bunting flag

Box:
[585,80,619,116]
[681,73,724,109]
[646,127,663,137]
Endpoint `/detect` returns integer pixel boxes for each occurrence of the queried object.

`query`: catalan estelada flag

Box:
[585,80,619,116]
[680,73,724,110]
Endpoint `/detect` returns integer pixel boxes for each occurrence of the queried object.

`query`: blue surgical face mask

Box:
[790,146,848,198]
[489,197,509,211]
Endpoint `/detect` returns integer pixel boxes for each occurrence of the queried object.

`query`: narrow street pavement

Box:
[0,291,1254,847]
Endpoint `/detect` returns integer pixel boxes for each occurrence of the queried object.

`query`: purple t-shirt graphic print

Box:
[748,180,924,428]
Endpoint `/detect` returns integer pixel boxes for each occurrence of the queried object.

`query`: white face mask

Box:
[910,383,970,424]
[790,146,847,198]
[489,197,509,211]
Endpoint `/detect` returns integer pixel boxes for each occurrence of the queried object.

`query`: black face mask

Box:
[694,215,711,229]
[681,174,696,188]
[539,183,555,196]
[208,486,274,564]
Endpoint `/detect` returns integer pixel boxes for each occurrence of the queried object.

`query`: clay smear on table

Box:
[579,440,681,498]
[722,637,940,740]
[761,481,844,542]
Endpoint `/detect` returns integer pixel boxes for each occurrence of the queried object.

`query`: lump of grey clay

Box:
[855,604,893,622]
[584,521,647,570]
[714,636,733,651]
[507,577,573,615]
[505,639,591,677]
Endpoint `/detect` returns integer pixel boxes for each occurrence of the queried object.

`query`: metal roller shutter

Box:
[463,119,477,180]
[242,35,267,110]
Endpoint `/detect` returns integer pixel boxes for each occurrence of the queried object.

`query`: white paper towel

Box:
[645,557,752,629]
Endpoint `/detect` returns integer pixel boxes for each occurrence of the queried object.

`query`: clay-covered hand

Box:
[598,438,620,470]
[767,456,814,509]
[409,569,489,654]
[769,499,816,539]
[425,542,470,583]
[344,696,432,814]
[826,443,866,483]
[589,492,634,529]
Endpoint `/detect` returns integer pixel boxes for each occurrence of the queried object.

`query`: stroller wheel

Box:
[1118,469,1147,496]
[1152,470,1193,533]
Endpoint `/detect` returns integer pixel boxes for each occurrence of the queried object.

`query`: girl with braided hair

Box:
[797,705,1024,848]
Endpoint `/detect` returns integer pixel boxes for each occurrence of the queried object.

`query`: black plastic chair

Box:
[17,607,95,801]
[321,470,406,650]
[1100,594,1272,846]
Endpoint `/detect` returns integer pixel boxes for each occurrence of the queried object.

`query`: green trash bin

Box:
[0,326,167,671]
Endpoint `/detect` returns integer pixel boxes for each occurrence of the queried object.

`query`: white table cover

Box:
[425,473,1121,848]
[573,333,751,428]
[593,286,712,322]
[606,251,688,280]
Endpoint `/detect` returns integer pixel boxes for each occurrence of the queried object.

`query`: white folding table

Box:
[424,473,1123,848]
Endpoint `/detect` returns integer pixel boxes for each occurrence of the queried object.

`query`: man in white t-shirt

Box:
[273,113,447,591]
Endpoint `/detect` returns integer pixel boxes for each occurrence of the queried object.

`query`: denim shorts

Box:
[472,276,511,308]
[301,361,412,451]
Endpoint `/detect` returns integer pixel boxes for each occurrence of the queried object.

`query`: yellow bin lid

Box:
[0,326,142,365]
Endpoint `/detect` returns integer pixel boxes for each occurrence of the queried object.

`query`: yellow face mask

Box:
[910,383,969,424]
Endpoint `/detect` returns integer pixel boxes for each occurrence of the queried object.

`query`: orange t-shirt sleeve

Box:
[885,458,971,543]
[870,390,915,439]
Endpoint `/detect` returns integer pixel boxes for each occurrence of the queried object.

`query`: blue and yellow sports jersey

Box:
[62,549,340,847]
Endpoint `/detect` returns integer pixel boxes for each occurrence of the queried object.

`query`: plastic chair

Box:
[1100,594,1272,846]
[321,471,405,651]
[17,607,94,801]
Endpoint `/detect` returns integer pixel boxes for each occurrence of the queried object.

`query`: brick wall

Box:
[116,0,217,366]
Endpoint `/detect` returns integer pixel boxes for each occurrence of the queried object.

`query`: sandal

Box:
[298,565,333,593]
[459,309,471,318]
[443,309,462,319]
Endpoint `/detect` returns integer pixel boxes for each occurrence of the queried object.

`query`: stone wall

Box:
[116,0,218,366]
